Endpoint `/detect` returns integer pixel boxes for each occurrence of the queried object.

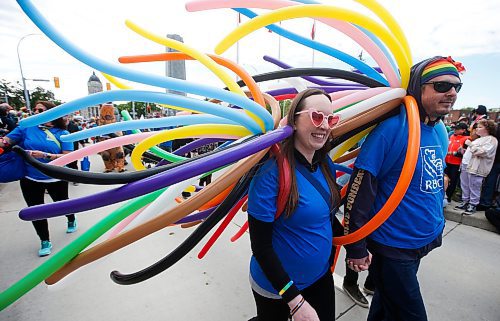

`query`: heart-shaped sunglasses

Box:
[295,109,340,129]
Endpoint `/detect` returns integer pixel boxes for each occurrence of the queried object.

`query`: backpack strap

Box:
[43,129,62,150]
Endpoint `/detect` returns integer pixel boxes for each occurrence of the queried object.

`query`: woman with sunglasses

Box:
[247,89,341,321]
[0,101,76,257]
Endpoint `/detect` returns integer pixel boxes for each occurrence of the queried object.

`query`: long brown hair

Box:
[281,88,340,217]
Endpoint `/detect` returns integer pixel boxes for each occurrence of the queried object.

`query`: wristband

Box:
[279,280,294,296]
[289,296,305,318]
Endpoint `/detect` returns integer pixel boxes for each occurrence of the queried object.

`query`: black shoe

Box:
[343,283,369,308]
[476,204,491,211]
[454,202,468,210]
[464,204,476,215]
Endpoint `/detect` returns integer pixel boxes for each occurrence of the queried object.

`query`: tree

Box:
[0,79,62,109]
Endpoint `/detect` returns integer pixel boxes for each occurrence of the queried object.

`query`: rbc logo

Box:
[420,146,444,193]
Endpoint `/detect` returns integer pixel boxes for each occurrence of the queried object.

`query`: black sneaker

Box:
[343,283,369,308]
[454,202,468,210]
[464,204,476,215]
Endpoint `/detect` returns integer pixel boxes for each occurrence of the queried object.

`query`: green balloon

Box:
[0,188,164,311]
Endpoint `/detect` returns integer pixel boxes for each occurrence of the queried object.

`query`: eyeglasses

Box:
[422,81,463,93]
[35,108,45,113]
[295,109,340,129]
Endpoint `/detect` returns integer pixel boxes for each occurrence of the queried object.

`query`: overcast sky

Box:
[1,0,499,110]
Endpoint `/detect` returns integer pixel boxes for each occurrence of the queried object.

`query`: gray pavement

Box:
[1,153,500,320]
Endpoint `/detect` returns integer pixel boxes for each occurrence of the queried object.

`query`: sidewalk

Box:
[444,201,498,233]
[1,155,499,320]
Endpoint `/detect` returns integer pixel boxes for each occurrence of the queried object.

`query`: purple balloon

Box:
[267,86,365,97]
[174,206,214,224]
[19,126,292,220]
[263,55,368,87]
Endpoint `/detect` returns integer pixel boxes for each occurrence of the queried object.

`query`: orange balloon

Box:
[198,183,235,211]
[333,95,420,245]
[119,52,266,109]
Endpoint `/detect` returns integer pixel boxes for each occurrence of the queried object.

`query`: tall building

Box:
[165,34,186,117]
[85,71,103,118]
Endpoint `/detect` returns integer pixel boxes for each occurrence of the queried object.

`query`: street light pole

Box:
[17,33,40,112]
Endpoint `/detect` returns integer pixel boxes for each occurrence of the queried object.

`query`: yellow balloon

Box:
[355,0,412,64]
[131,124,253,170]
[331,126,374,161]
[215,5,410,88]
[125,19,265,132]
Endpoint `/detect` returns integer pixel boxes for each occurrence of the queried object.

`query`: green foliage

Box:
[0,79,62,109]
[279,99,292,118]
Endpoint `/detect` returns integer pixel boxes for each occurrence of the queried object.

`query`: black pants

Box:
[344,262,374,289]
[20,178,75,241]
[252,271,335,321]
[368,254,427,321]
[445,163,460,201]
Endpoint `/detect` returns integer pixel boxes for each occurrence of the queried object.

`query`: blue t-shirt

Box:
[355,115,445,249]
[247,157,335,294]
[8,126,73,181]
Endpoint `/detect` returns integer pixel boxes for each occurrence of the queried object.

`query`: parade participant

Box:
[0,101,76,256]
[344,56,465,321]
[457,119,497,214]
[247,89,341,321]
[97,103,126,172]
[444,122,469,202]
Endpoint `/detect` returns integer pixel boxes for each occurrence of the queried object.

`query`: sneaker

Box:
[343,283,369,308]
[454,202,468,210]
[363,284,375,296]
[464,204,476,215]
[38,240,52,257]
[67,220,78,233]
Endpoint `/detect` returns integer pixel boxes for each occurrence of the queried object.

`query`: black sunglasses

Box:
[35,108,45,113]
[422,81,463,93]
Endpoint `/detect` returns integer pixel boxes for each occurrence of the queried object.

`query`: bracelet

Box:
[279,280,294,296]
[289,296,305,317]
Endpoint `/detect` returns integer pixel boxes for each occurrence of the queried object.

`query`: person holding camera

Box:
[444,122,470,203]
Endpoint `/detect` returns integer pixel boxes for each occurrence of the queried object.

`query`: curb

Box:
[444,201,497,233]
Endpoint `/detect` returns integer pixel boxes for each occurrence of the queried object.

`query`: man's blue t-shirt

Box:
[247,158,335,295]
[355,115,445,249]
[8,126,73,181]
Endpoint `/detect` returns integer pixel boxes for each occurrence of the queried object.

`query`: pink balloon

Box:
[186,0,401,87]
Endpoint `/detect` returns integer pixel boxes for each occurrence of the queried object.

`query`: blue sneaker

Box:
[67,220,77,233]
[38,241,52,257]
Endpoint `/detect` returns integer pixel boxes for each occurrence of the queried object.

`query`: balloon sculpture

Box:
[1,0,422,310]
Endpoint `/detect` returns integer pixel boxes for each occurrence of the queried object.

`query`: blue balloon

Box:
[233,7,389,86]
[17,0,273,132]
[19,90,262,134]
[62,114,240,142]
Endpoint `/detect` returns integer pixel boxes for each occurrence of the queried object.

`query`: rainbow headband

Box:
[421,57,465,84]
